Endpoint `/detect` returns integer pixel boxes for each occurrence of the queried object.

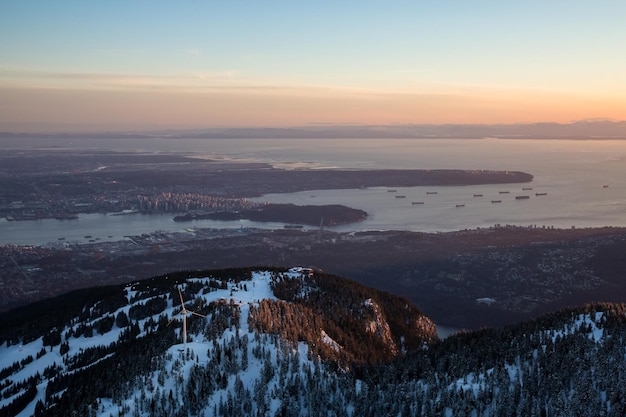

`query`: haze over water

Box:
[1,137,625,246]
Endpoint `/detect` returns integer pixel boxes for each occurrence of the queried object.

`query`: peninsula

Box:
[0,149,533,221]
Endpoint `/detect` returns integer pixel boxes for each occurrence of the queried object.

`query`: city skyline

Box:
[2,1,625,132]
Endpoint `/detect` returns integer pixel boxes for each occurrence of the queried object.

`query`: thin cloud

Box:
[0,67,243,90]
[0,67,390,96]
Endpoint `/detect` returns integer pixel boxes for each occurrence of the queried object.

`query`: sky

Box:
[1,1,625,132]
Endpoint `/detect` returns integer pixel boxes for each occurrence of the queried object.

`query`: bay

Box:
[1,137,626,245]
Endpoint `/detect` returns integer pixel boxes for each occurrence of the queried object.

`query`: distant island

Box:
[2,119,625,139]
[174,203,368,226]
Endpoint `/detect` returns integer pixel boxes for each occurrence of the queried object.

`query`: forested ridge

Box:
[1,267,625,416]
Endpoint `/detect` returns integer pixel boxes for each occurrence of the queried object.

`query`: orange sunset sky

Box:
[1,1,625,132]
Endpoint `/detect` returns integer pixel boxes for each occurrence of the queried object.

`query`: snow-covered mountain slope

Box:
[0,267,436,416]
[2,267,626,416]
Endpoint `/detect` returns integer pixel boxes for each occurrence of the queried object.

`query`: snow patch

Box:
[321,330,341,352]
[550,312,605,343]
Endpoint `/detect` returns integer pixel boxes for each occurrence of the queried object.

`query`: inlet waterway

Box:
[2,137,626,246]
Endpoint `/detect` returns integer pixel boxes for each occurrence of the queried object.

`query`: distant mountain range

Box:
[1,266,625,416]
[1,120,625,139]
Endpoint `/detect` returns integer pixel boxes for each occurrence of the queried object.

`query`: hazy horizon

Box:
[1,120,625,139]
[2,1,626,132]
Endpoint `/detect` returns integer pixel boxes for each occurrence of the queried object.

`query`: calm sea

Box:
[1,137,626,245]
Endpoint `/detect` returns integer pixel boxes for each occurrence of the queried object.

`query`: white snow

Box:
[321,330,341,352]
[1,269,305,416]
[3,269,616,417]
[550,312,605,343]
[89,268,322,416]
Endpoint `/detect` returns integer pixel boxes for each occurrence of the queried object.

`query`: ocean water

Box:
[1,137,626,245]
